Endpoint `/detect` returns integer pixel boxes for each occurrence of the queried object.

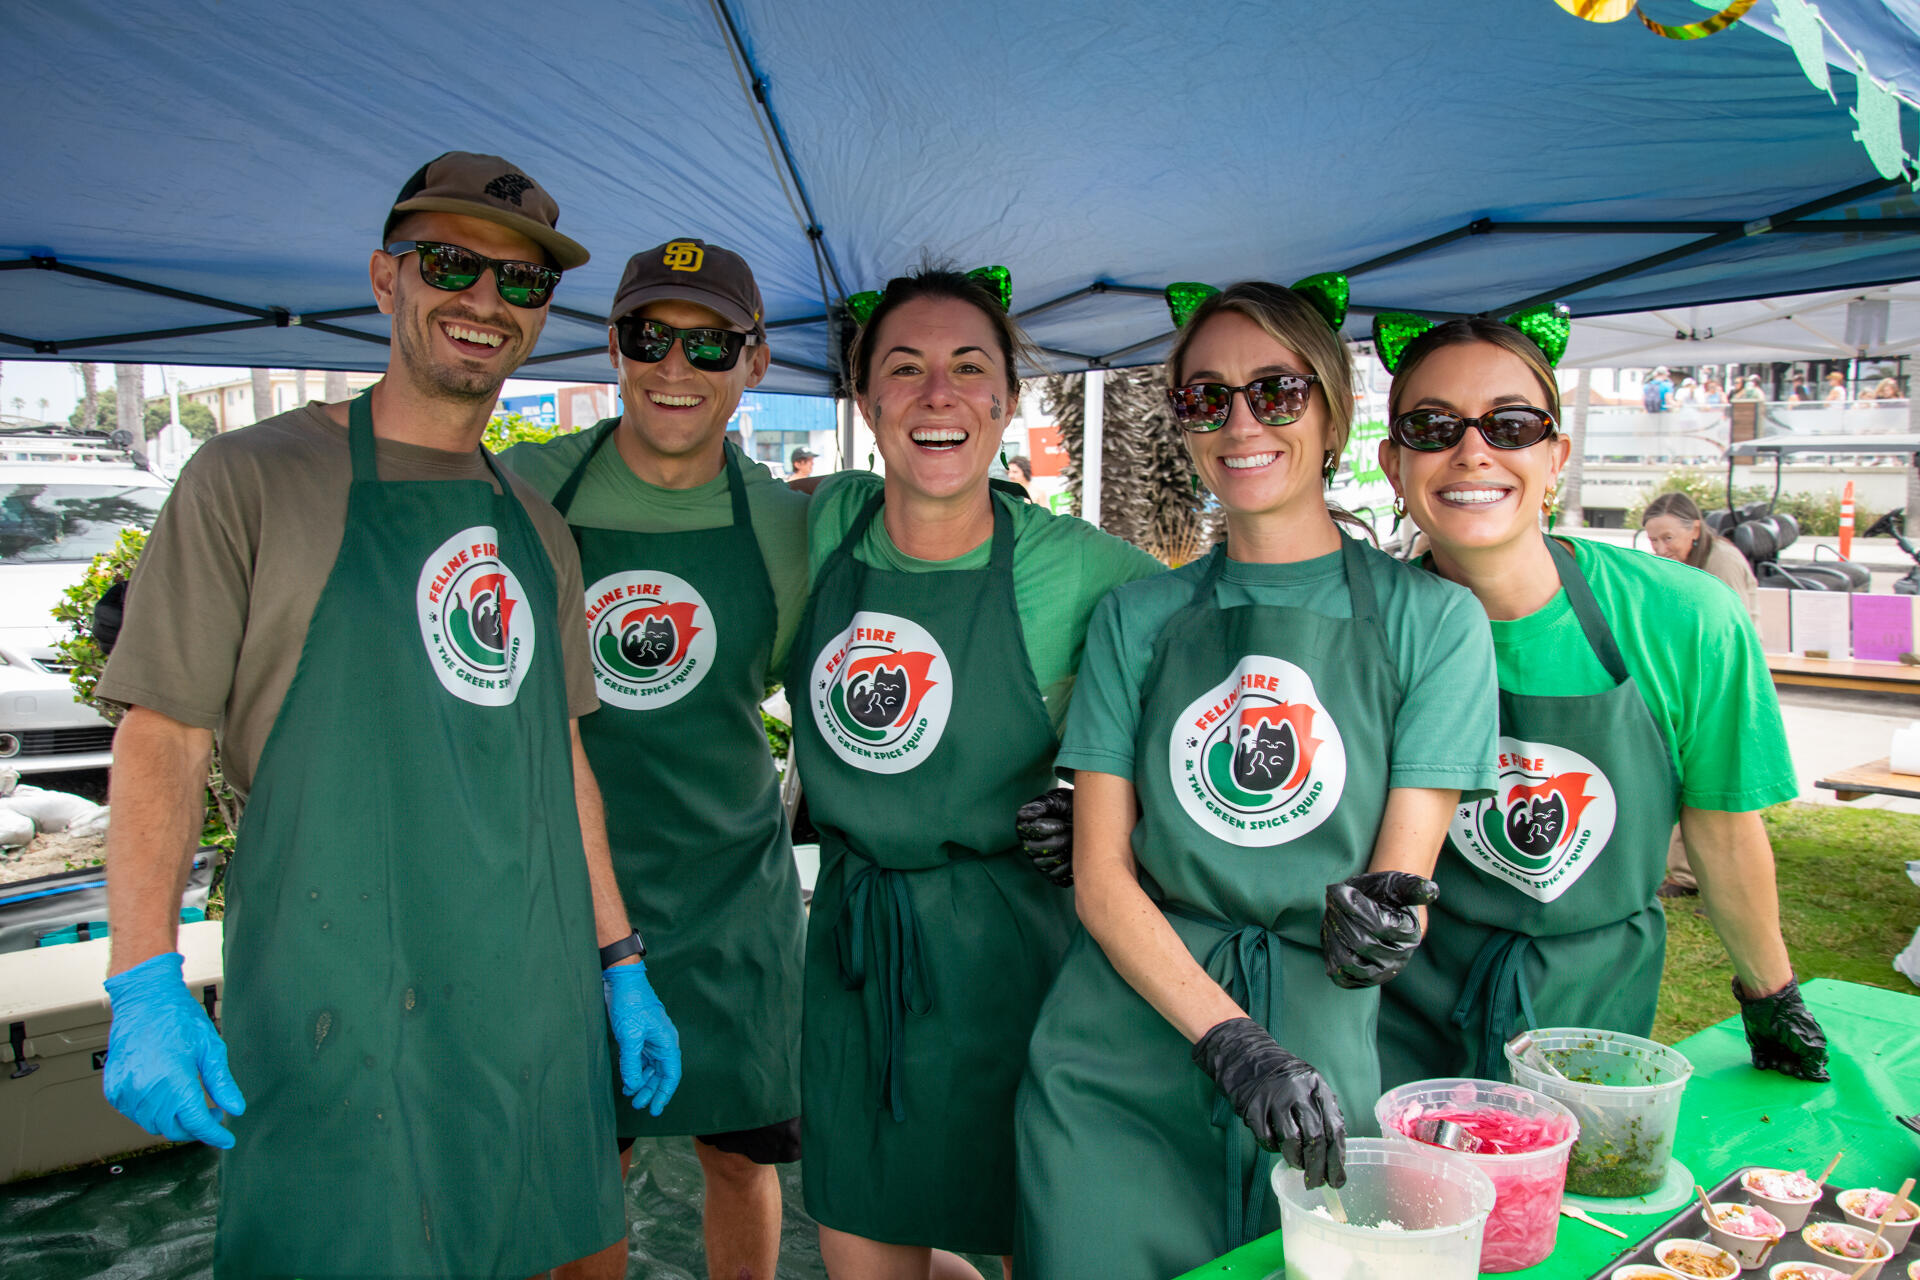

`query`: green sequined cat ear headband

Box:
[1370,304,1573,374]
[1163,272,1350,334]
[845,265,1012,326]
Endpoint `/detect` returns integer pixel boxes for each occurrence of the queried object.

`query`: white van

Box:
[0,429,169,773]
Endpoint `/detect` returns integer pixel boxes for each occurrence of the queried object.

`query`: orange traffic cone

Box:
[1839,480,1855,560]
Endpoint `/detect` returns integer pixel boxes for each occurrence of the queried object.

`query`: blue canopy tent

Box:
[2,0,1918,400]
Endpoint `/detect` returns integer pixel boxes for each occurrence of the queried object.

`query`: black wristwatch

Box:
[599,930,647,967]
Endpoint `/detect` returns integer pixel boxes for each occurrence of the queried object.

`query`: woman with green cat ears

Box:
[1368,311,1829,1090]
[1014,278,1499,1280]
[788,264,1162,1279]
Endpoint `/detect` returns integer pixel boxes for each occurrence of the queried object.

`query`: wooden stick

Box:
[1694,1182,1720,1228]
[1870,1176,1916,1249]
[1816,1150,1845,1187]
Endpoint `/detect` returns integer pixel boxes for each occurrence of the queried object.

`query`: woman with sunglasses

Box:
[1372,317,1829,1092]
[1015,282,1499,1280]
[789,265,1161,1279]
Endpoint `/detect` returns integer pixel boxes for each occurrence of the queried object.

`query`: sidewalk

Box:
[1775,687,1920,814]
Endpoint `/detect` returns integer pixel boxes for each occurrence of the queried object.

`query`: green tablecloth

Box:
[1177,979,1920,1279]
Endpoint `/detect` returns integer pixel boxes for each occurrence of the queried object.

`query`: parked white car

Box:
[0,429,169,773]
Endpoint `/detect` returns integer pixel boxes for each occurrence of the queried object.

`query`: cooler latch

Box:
[7,1020,36,1079]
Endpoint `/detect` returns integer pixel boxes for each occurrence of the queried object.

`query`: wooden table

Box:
[1815,756,1920,802]
[1769,654,1920,695]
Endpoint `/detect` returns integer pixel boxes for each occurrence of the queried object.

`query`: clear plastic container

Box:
[1375,1077,1578,1271]
[1506,1027,1692,1199]
[1272,1137,1496,1280]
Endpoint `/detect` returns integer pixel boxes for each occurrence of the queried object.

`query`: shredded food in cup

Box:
[1661,1243,1738,1277]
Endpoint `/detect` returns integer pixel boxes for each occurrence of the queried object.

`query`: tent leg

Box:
[1083,370,1105,528]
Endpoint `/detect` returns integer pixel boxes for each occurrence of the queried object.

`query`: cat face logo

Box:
[1170,656,1345,847]
[807,612,952,775]
[1449,737,1617,903]
[416,526,535,707]
[584,571,715,710]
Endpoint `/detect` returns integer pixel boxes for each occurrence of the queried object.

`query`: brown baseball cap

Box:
[611,239,763,334]
[383,151,589,270]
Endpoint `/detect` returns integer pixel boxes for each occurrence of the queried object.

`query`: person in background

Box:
[1006,453,1032,497]
[1017,280,1498,1280]
[1871,376,1904,403]
[93,151,675,1276]
[791,265,1162,1280]
[1672,376,1698,407]
[1824,371,1848,403]
[1641,491,1758,626]
[1732,375,1766,402]
[1789,376,1813,404]
[1374,315,1827,1092]
[791,445,817,480]
[501,238,809,1280]
[1702,377,1726,406]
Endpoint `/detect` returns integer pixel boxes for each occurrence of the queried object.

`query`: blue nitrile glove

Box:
[102,952,246,1149]
[604,961,682,1116]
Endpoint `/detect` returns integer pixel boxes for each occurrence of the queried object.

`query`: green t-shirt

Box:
[502,425,812,670]
[1492,536,1796,812]
[1057,537,1499,796]
[805,471,1164,732]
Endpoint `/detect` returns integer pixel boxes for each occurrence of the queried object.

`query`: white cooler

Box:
[0,919,223,1182]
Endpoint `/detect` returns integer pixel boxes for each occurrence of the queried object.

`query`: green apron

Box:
[789,491,1070,1254]
[552,427,804,1138]
[217,394,622,1276]
[1017,536,1403,1280]
[1380,537,1680,1087]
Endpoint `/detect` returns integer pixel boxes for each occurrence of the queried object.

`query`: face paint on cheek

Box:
[991,395,1002,422]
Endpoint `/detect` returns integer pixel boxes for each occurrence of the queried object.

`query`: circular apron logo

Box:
[1449,736,1618,903]
[416,527,534,707]
[807,611,952,774]
[583,570,715,709]
[1169,655,1346,846]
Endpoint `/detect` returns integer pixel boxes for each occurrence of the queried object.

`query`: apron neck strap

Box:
[347,391,379,484]
[837,488,1012,570]
[1547,537,1629,685]
[346,388,516,493]
[1186,532,1378,616]
[721,442,752,527]
[551,419,620,516]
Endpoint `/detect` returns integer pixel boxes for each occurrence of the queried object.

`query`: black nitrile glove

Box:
[1192,1017,1347,1189]
[1735,974,1830,1082]
[1016,787,1074,888]
[1321,871,1439,989]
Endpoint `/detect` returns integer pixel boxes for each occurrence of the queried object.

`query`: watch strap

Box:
[599,930,647,967]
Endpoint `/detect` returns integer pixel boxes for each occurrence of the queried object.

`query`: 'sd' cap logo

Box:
[484,172,534,206]
[808,612,952,774]
[583,570,716,709]
[1170,656,1345,846]
[416,526,535,706]
[1449,736,1618,902]
[662,240,705,272]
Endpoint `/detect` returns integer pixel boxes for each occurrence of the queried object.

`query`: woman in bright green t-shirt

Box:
[1372,315,1830,1089]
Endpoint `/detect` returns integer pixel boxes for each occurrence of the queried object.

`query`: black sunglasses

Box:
[1389,406,1558,452]
[614,318,760,372]
[1166,374,1320,431]
[385,240,560,309]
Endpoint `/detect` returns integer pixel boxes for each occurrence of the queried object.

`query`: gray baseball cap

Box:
[611,238,764,333]
[384,151,589,270]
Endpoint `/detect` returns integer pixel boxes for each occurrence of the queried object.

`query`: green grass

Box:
[1653,802,1920,1044]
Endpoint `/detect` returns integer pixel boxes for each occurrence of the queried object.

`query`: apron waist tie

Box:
[1450,927,1539,1081]
[833,851,932,1123]
[1164,902,1283,1251]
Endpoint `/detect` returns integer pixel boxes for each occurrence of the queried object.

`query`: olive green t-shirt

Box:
[804,471,1165,732]
[1489,536,1795,812]
[96,402,598,798]
[1056,537,1500,796]
[500,424,812,671]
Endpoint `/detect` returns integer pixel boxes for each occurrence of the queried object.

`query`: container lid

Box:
[0,920,223,1022]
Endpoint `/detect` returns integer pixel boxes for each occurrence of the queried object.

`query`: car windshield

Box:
[1,482,167,564]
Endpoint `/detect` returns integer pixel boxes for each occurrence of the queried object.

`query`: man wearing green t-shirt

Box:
[503,239,808,1280]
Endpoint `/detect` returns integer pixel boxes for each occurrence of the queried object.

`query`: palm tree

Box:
[74,362,100,433]
[324,370,348,402]
[250,368,274,427]
[1559,367,1589,528]
[1046,366,1207,564]
[116,364,146,453]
